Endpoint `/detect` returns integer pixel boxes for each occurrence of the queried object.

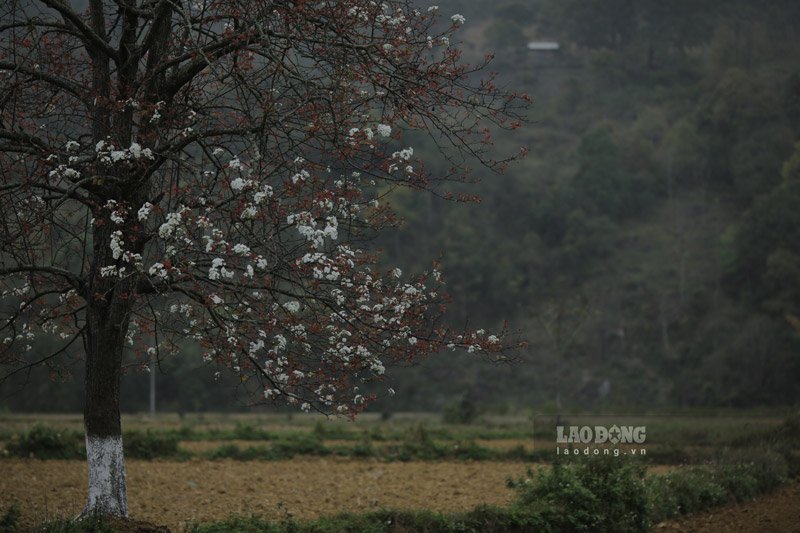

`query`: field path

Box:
[657,479,800,532]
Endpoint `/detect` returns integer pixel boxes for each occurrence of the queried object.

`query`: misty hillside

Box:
[375,0,800,412]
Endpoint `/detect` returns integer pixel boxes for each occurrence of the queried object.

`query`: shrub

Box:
[271,434,329,457]
[647,468,727,521]
[124,431,179,459]
[718,447,788,497]
[351,437,376,458]
[442,397,478,425]
[232,423,270,441]
[311,421,356,440]
[0,503,21,532]
[208,444,277,461]
[451,441,494,461]
[508,458,650,532]
[5,426,83,460]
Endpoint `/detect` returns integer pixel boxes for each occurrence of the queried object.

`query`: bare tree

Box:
[0,0,527,518]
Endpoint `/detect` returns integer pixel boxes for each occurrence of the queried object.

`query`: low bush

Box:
[124,431,180,459]
[508,457,650,532]
[0,503,21,532]
[442,397,478,425]
[207,444,277,461]
[5,426,83,460]
[232,423,271,441]
[207,435,329,461]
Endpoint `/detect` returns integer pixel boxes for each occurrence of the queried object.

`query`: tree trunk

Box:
[81,223,135,517]
[82,292,131,516]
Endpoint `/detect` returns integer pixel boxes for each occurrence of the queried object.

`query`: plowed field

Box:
[0,458,523,531]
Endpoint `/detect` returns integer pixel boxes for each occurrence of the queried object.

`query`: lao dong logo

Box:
[555,425,647,457]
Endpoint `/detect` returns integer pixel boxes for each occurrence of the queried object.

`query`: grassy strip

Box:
[202,438,541,462]
[6,416,798,464]
[160,422,534,443]
[3,426,186,460]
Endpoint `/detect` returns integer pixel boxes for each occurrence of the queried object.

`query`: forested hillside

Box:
[378,0,800,412]
[3,0,798,413]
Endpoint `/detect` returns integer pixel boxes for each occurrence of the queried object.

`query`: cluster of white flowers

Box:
[228,157,244,170]
[100,265,123,278]
[230,177,252,191]
[137,202,153,221]
[232,243,251,256]
[95,140,154,165]
[148,262,169,280]
[451,13,466,25]
[392,147,414,161]
[148,101,164,123]
[109,230,124,260]
[208,257,234,281]
[106,200,127,225]
[48,164,81,180]
[291,169,310,184]
[286,212,339,249]
[253,185,273,204]
[158,207,187,239]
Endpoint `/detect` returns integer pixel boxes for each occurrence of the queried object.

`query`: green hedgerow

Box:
[5,426,83,460]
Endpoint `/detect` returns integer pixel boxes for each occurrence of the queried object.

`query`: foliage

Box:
[726,181,800,317]
[508,458,650,532]
[441,396,478,425]
[123,430,181,460]
[0,503,20,533]
[647,451,787,522]
[5,426,83,460]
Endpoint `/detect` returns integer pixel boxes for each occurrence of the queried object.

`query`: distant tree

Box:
[571,128,654,219]
[540,0,637,50]
[0,0,526,518]
[726,180,800,317]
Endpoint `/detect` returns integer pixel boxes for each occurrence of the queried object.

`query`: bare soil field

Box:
[658,479,800,532]
[0,458,523,531]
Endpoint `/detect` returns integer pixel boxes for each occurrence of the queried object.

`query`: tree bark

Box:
[82,298,129,516]
[81,223,135,517]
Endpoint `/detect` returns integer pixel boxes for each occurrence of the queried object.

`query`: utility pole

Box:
[149,350,156,417]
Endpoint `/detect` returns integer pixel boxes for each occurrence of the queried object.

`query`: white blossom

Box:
[137,202,153,221]
[376,124,392,137]
[232,243,251,255]
[109,231,124,260]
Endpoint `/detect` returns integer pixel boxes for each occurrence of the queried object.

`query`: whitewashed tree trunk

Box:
[83,435,128,517]
[81,223,137,517]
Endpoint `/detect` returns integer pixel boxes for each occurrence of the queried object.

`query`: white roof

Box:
[527,42,560,51]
